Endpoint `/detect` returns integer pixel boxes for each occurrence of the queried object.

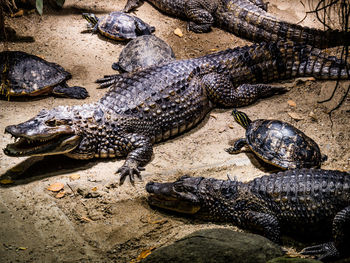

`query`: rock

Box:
[77,187,102,198]
[141,228,283,263]
[267,257,322,263]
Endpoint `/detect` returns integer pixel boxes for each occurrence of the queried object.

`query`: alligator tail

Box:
[216,1,350,49]
[272,41,350,80]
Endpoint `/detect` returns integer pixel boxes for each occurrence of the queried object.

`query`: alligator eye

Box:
[174,182,184,192]
[46,119,56,127]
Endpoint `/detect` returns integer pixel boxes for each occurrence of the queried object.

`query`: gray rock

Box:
[267,257,322,263]
[141,228,283,263]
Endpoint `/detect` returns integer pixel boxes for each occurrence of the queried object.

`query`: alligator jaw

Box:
[4,129,80,157]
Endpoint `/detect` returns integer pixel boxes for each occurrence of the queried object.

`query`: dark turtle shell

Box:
[246,120,324,169]
[98,11,155,40]
[113,35,175,72]
[0,51,70,96]
[0,51,88,99]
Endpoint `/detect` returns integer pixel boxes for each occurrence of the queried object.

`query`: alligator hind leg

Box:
[52,83,89,99]
[203,73,287,107]
[185,0,218,33]
[225,138,247,154]
[301,206,350,260]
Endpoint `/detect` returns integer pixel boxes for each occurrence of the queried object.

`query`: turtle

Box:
[111,35,176,72]
[0,51,89,99]
[225,109,327,169]
[82,11,155,41]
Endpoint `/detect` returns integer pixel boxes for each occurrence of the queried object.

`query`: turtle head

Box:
[4,106,81,157]
[232,109,251,129]
[82,13,99,26]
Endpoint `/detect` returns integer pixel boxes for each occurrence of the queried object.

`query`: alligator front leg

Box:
[240,210,281,243]
[203,73,287,107]
[301,206,350,261]
[185,0,218,33]
[117,134,153,184]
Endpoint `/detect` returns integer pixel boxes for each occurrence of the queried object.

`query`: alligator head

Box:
[4,106,81,157]
[146,175,204,214]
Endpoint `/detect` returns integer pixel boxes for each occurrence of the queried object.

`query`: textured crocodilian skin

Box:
[3,41,350,183]
[146,169,350,261]
[112,35,176,73]
[0,51,89,99]
[122,0,350,49]
[226,110,327,169]
[82,11,155,41]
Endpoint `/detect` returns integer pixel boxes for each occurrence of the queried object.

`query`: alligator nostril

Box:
[145,182,155,192]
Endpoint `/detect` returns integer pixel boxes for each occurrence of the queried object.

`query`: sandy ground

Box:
[0,0,350,262]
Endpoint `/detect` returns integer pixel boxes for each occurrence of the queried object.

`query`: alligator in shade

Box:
[146,168,350,261]
[122,0,350,49]
[3,41,350,183]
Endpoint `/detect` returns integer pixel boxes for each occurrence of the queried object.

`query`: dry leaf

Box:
[228,124,234,129]
[17,247,27,250]
[174,28,183,37]
[47,182,64,192]
[309,111,317,121]
[91,187,97,191]
[0,179,14,185]
[306,77,316,81]
[287,100,296,107]
[209,48,218,52]
[288,112,304,120]
[136,247,156,260]
[210,114,217,119]
[11,9,24,17]
[70,174,80,180]
[150,219,167,224]
[81,216,92,222]
[55,191,65,199]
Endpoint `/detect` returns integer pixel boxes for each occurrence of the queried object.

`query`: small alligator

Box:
[3,41,350,183]
[146,168,350,261]
[122,0,350,49]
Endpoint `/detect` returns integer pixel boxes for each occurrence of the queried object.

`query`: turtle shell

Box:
[246,120,323,169]
[0,51,70,96]
[97,11,154,40]
[115,35,175,72]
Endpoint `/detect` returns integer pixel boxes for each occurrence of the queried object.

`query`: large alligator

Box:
[146,168,350,261]
[3,41,350,183]
[122,0,350,49]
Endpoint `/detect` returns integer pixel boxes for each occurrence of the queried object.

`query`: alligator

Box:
[146,168,350,261]
[3,41,350,183]
[122,0,350,49]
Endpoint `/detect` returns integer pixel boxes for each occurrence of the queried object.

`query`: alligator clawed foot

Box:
[117,163,145,185]
[301,242,340,261]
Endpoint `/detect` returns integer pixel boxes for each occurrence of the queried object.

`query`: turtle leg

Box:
[301,206,350,261]
[111,62,125,72]
[122,0,144,12]
[202,73,287,107]
[225,138,247,154]
[185,0,218,33]
[52,83,89,99]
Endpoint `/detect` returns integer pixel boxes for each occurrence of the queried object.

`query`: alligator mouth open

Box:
[4,130,80,157]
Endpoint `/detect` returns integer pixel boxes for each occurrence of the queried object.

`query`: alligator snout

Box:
[146,181,174,196]
[4,124,22,137]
